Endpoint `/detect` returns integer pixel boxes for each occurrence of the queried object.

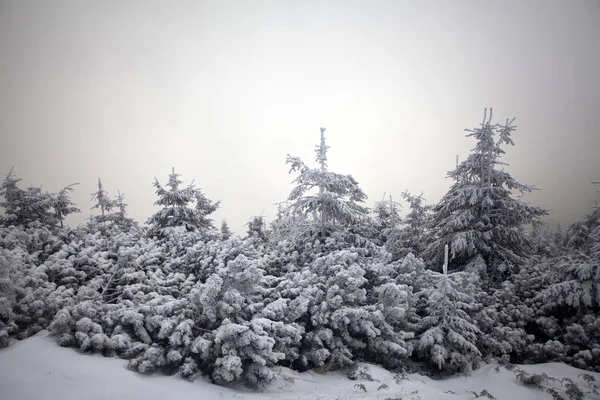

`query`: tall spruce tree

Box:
[285,127,372,245]
[423,109,547,283]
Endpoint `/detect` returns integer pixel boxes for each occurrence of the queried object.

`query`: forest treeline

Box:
[0,109,598,388]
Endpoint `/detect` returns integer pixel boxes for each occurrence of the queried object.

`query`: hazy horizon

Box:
[1,0,599,234]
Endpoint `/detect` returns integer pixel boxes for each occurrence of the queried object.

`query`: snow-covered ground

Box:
[1,331,598,400]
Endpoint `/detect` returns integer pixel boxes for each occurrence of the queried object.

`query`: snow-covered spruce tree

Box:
[21,186,57,226]
[245,215,269,242]
[90,181,137,232]
[285,127,373,249]
[417,245,482,375]
[0,169,57,227]
[47,228,202,362]
[265,203,312,276]
[220,219,232,240]
[371,194,403,257]
[194,188,220,230]
[554,223,565,249]
[268,247,414,372]
[90,178,117,224]
[386,253,432,332]
[532,205,600,370]
[537,205,600,313]
[109,191,136,229]
[182,229,264,282]
[146,168,219,238]
[52,184,81,228]
[563,202,600,254]
[423,109,547,284]
[259,128,414,371]
[396,191,434,260]
[0,222,72,347]
[183,253,303,387]
[0,168,21,226]
[269,202,309,241]
[529,221,561,258]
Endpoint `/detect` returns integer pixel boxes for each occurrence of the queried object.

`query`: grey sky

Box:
[1,0,599,234]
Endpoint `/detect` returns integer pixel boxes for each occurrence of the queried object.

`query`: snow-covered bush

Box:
[185,253,303,386]
[271,248,414,371]
[0,224,72,346]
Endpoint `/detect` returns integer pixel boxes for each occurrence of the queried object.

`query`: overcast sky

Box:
[1,0,599,234]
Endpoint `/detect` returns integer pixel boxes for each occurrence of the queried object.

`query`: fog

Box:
[1,0,599,233]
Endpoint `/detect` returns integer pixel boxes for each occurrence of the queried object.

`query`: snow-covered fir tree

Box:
[417,246,482,374]
[529,221,561,258]
[0,168,21,225]
[245,215,268,242]
[371,194,403,255]
[530,202,600,370]
[285,127,373,247]
[146,168,219,237]
[396,191,434,260]
[194,188,220,230]
[90,178,116,221]
[0,169,58,227]
[538,205,600,312]
[269,247,414,371]
[423,109,547,284]
[110,191,135,228]
[53,184,81,228]
[220,219,232,240]
[268,202,312,249]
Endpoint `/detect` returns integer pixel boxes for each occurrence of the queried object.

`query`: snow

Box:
[2,331,599,400]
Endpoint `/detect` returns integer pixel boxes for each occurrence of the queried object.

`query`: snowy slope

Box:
[1,331,598,400]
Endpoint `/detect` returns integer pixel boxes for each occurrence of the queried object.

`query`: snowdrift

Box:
[1,331,599,400]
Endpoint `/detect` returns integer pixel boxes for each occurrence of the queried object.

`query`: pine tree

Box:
[245,215,268,242]
[423,109,547,283]
[0,169,56,227]
[285,127,372,246]
[147,168,219,237]
[90,178,116,222]
[0,168,22,225]
[194,189,220,230]
[53,184,81,228]
[111,191,135,228]
[397,191,433,259]
[529,221,560,258]
[268,202,311,247]
[417,245,482,374]
[19,186,55,226]
[220,220,232,240]
[372,194,402,251]
[539,200,600,312]
[554,223,565,250]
